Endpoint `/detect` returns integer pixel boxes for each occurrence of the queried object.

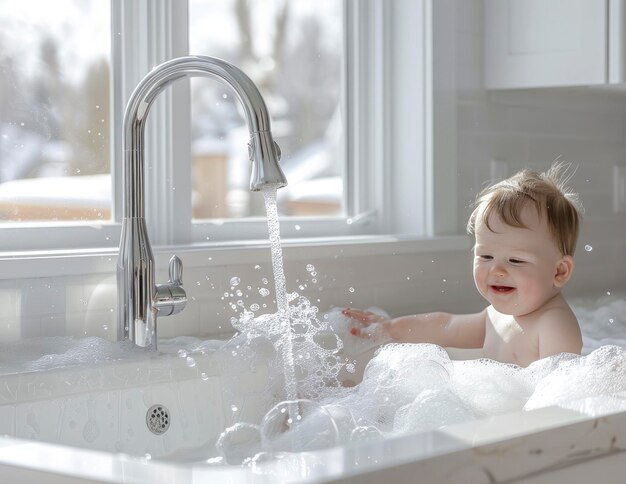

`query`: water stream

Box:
[262,187,299,405]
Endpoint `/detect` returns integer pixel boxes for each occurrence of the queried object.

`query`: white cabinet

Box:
[485,0,626,89]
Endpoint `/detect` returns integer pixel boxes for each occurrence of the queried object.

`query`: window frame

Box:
[0,0,458,256]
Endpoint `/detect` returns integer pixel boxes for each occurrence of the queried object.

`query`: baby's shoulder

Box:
[534,302,579,334]
[534,300,582,356]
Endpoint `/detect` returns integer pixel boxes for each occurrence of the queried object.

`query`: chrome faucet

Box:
[118,55,287,349]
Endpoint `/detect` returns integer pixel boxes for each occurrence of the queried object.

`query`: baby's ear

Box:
[554,255,574,288]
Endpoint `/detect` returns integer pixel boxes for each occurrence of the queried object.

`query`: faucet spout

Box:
[118,56,287,349]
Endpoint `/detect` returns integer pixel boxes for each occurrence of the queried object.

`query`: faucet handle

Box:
[154,255,187,316]
[168,255,184,285]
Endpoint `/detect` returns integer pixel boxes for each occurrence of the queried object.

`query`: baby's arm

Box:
[342,308,487,349]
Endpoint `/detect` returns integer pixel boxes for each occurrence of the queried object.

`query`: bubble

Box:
[177,349,188,358]
[259,288,270,297]
[216,423,262,465]
[254,265,261,270]
[584,245,593,252]
[250,303,260,311]
[230,277,241,286]
[200,372,209,381]
[350,425,384,443]
[231,404,239,412]
[260,399,339,453]
[294,225,301,231]
[306,264,315,272]
[186,357,196,367]
[348,287,355,293]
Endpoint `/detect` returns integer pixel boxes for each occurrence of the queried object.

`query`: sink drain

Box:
[146,404,170,435]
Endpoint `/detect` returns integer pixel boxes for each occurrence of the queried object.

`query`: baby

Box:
[344,164,584,367]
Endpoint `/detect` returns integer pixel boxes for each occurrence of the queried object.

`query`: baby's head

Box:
[467,164,583,256]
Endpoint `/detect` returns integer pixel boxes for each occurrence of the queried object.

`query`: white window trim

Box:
[0,0,461,264]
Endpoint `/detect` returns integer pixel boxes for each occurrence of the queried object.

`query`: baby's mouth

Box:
[490,285,515,294]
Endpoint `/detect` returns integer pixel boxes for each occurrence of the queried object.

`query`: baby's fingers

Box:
[342,308,376,325]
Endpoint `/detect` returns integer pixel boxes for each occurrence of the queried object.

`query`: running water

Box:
[262,187,299,405]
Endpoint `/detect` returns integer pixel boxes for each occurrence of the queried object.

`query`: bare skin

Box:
[344,205,583,367]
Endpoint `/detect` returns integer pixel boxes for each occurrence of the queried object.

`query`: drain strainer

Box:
[146,404,170,435]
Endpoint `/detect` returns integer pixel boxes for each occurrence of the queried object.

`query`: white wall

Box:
[0,0,624,343]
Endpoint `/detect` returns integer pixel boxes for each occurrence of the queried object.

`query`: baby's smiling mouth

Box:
[490,285,515,294]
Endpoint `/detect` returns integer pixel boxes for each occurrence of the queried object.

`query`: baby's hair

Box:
[467,162,583,256]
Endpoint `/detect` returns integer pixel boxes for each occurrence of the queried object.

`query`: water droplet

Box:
[254,264,261,270]
[186,357,196,367]
[230,277,241,286]
[306,264,315,272]
[262,277,269,285]
[200,372,209,381]
[348,287,355,293]
[585,245,593,252]
[102,325,108,331]
[294,224,301,231]
[609,318,615,324]
[346,218,353,225]
[250,303,260,311]
[607,291,612,296]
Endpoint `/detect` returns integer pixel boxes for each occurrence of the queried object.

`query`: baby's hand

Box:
[342,308,390,339]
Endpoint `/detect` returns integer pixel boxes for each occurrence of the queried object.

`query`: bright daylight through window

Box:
[188,0,344,221]
[0,0,111,223]
[0,0,363,251]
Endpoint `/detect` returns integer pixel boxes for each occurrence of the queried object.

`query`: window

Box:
[189,0,344,221]
[0,1,111,223]
[0,0,438,252]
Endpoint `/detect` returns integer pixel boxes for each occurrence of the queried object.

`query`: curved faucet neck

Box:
[122,55,273,219]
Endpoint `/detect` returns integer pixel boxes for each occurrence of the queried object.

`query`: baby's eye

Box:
[509,258,525,264]
[478,255,493,261]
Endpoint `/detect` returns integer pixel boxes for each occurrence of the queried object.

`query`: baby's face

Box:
[472,204,566,317]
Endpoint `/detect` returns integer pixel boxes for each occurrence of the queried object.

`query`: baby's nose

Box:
[490,263,506,276]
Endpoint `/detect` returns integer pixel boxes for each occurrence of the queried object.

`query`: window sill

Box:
[0,235,472,280]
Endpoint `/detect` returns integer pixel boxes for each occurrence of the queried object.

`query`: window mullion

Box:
[114,0,192,246]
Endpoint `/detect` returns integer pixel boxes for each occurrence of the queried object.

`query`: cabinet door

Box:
[485,0,608,89]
